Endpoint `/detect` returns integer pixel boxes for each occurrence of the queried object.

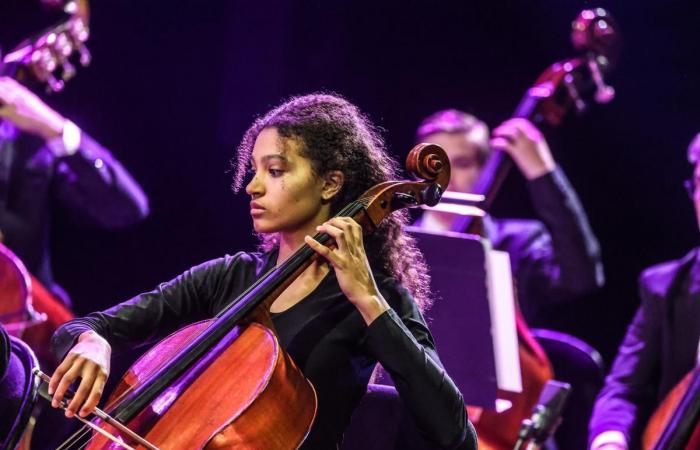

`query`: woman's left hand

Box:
[305,217,389,324]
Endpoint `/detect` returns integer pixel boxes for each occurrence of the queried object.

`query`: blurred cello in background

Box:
[642,366,700,449]
[0,242,72,365]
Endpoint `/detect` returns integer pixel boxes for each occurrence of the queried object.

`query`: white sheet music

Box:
[485,249,522,396]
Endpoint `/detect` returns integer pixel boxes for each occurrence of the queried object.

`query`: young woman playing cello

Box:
[46,93,473,449]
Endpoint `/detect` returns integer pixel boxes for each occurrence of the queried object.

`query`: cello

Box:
[451,8,621,450]
[642,366,700,449]
[42,143,451,449]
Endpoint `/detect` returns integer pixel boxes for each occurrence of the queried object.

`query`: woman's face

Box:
[246,127,330,236]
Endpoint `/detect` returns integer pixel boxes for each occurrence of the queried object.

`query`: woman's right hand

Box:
[48,330,112,418]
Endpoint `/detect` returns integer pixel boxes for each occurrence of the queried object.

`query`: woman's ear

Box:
[321,170,345,202]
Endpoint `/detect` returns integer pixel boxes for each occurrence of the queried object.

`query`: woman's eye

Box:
[269,169,284,177]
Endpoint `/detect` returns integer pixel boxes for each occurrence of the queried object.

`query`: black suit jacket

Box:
[589,248,700,449]
[0,122,149,303]
[485,167,604,326]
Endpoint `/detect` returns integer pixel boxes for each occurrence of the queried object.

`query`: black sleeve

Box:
[588,277,662,446]
[362,280,468,449]
[51,132,149,229]
[51,254,246,360]
[524,166,604,301]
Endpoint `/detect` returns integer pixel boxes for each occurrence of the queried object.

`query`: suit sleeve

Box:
[51,132,149,228]
[521,167,604,302]
[588,276,663,447]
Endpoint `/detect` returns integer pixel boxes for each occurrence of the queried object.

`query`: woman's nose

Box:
[246,173,262,196]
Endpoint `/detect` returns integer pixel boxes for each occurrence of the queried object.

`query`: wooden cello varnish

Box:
[76,143,451,449]
[643,367,700,450]
[88,317,317,449]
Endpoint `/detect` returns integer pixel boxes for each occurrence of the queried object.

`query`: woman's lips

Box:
[250,201,265,216]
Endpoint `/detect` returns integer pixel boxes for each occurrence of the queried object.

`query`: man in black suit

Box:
[0,75,149,305]
[588,133,700,450]
[413,109,604,326]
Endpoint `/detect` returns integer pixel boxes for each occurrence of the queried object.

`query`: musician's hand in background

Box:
[0,76,67,141]
[490,118,555,180]
[49,330,111,418]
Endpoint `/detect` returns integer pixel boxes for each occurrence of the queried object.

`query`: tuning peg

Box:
[61,60,77,82]
[587,56,615,104]
[31,47,57,80]
[46,74,65,93]
[63,0,78,14]
[78,44,91,67]
[54,32,74,60]
[562,72,586,114]
[70,18,90,43]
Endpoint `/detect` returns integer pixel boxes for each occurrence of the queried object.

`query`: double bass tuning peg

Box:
[45,75,65,93]
[588,56,615,104]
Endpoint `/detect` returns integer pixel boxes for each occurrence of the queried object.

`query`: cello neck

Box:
[109,200,367,423]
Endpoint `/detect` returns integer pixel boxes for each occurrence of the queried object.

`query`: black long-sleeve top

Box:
[51,250,468,449]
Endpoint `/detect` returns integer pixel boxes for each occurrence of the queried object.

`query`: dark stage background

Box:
[5,0,700,364]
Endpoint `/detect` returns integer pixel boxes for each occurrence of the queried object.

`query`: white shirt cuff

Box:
[590,430,628,450]
[46,120,81,157]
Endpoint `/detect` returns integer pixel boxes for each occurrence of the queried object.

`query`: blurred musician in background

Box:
[413,109,604,326]
[0,0,149,309]
[0,4,150,448]
[588,133,700,450]
[0,76,149,305]
[0,2,149,375]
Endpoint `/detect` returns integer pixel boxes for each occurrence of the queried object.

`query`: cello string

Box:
[74,415,136,450]
[55,198,373,449]
[55,425,88,450]
[55,417,100,450]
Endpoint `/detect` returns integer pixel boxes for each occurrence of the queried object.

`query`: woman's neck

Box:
[277,220,322,263]
[277,207,332,263]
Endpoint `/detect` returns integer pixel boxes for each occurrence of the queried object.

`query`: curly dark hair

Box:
[231,93,432,312]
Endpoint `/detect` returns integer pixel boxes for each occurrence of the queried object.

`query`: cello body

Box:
[88,319,317,449]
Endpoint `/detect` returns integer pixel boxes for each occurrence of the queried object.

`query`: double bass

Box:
[453,8,621,450]
[42,144,451,449]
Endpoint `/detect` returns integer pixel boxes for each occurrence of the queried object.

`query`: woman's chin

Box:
[252,220,275,234]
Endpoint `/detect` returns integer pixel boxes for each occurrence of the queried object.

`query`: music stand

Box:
[405,226,521,410]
